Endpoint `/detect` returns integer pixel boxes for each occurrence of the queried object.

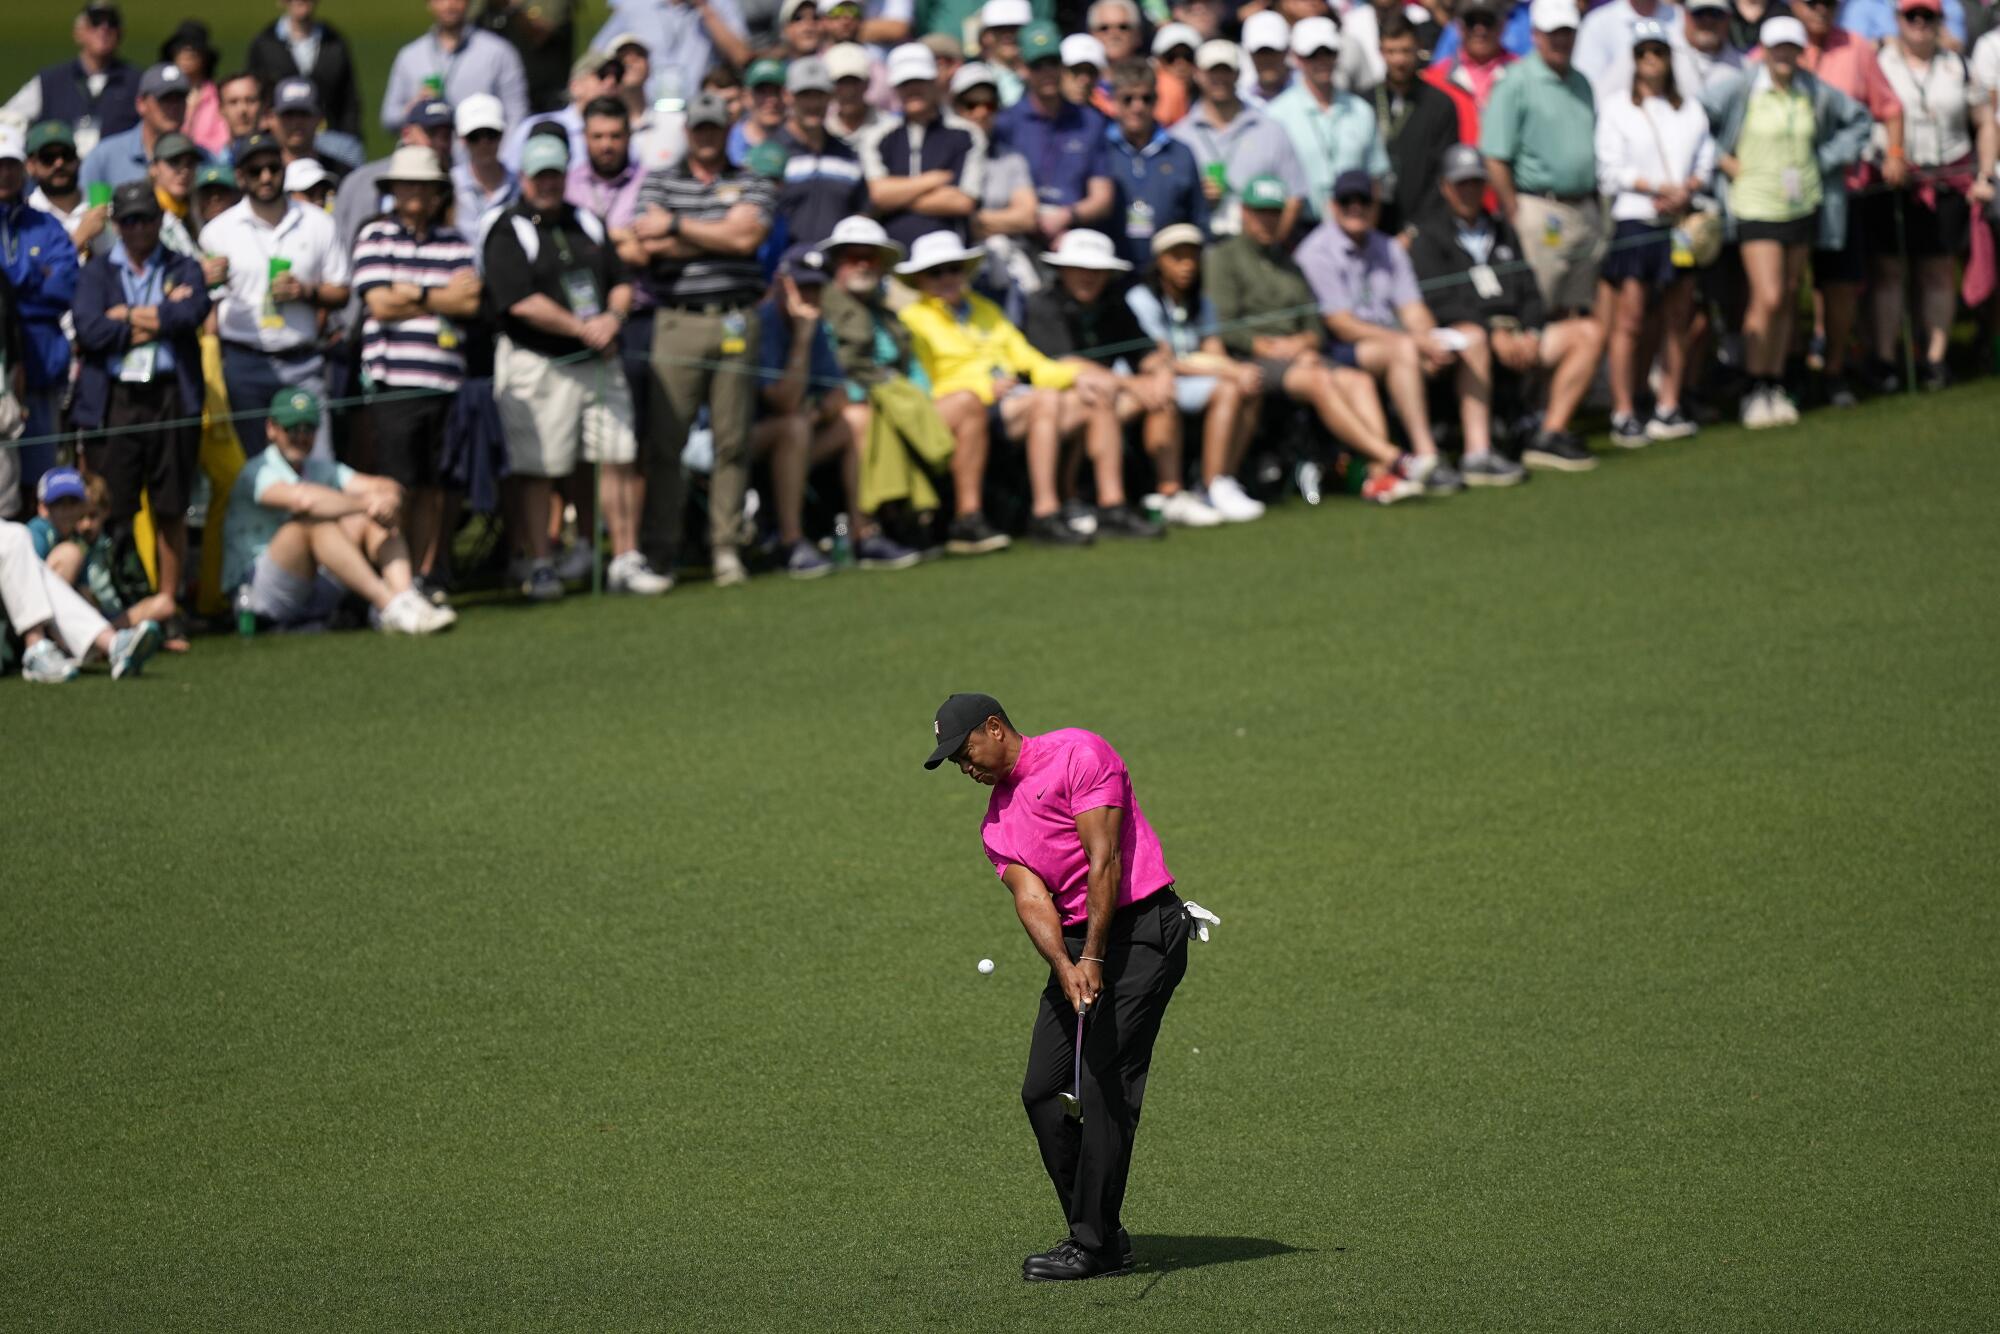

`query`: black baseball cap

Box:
[924,693,1011,770]
[231,131,281,165]
[111,179,161,221]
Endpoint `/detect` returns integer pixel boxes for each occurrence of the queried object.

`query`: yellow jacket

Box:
[899,292,1077,405]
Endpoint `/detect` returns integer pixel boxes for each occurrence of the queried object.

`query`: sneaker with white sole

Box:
[1059,497,1097,536]
[422,602,460,631]
[1646,406,1698,441]
[1460,452,1526,487]
[607,551,674,595]
[1203,475,1266,521]
[21,638,78,684]
[553,543,595,582]
[1158,489,1224,527]
[1741,387,1775,429]
[1767,387,1800,425]
[712,548,749,587]
[1360,470,1423,505]
[377,590,437,634]
[1610,413,1649,449]
[109,620,161,678]
[784,540,835,579]
[521,560,565,601]
[856,532,920,569]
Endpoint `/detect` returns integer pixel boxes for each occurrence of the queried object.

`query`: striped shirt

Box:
[633,162,776,306]
[351,217,478,393]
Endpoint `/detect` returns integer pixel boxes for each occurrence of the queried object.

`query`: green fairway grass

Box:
[6,388,1998,1330]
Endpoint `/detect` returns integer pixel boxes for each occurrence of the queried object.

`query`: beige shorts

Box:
[1515,194,1608,315]
[494,335,637,477]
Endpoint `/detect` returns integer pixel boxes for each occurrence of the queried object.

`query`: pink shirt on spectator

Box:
[1801,30,1906,189]
[981,729,1173,927]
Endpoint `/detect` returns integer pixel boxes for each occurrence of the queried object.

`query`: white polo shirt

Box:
[199,197,351,352]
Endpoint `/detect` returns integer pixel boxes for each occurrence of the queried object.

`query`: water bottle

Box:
[236,585,256,639]
[831,512,854,568]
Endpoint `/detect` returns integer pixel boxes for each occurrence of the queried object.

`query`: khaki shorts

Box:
[1515,194,1608,315]
[494,335,638,477]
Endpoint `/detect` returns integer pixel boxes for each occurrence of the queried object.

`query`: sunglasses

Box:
[240,160,283,178]
[1903,8,1940,20]
[1335,193,1374,208]
[957,95,998,111]
[1463,13,1498,27]
[162,154,199,169]
[1117,92,1156,105]
[464,128,501,143]
[35,148,77,165]
[1093,21,1134,29]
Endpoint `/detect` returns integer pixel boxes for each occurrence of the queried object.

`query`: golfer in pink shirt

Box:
[925,691,1192,1283]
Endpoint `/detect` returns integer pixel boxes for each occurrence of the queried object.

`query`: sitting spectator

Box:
[1375,15,1468,237]
[1269,17,1390,223]
[80,62,190,193]
[1297,171,1468,494]
[859,44,983,251]
[1126,223,1270,521]
[1100,60,1210,268]
[1021,229,1194,532]
[352,147,486,598]
[503,48,628,170]
[1207,174,1422,506]
[1594,20,1714,447]
[775,0,827,60]
[1427,0,1521,122]
[1,515,160,683]
[221,387,453,634]
[453,95,520,227]
[1412,144,1595,478]
[1171,41,1309,239]
[921,32,967,95]
[382,0,529,132]
[771,58,870,260]
[4,4,141,162]
[28,468,176,634]
[0,125,80,509]
[950,63,1042,305]
[71,182,210,632]
[1150,23,1201,126]
[488,135,663,599]
[1171,0,1229,41]
[1089,0,1146,72]
[1062,35,1113,116]
[248,0,366,142]
[734,59,794,165]
[27,121,105,257]
[818,216,963,552]
[993,22,1114,246]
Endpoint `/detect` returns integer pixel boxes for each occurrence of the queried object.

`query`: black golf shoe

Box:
[1022,1237,1130,1282]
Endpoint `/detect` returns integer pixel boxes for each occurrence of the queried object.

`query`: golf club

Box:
[1058,1005,1084,1121]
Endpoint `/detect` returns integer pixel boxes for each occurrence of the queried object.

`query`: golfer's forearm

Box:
[1082,854,1118,960]
[1012,887,1073,972]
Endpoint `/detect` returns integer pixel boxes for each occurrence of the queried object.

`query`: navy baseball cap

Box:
[274,77,320,115]
[925,693,1012,769]
[138,63,189,100]
[38,467,86,505]
[231,131,281,164]
[1332,169,1376,203]
[780,242,829,286]
[406,99,455,130]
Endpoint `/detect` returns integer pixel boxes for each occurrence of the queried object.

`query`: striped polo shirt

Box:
[633,161,776,307]
[351,217,479,393]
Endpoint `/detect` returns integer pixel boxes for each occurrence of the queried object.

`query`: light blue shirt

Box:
[1840,0,1966,44]
[379,27,529,134]
[79,125,153,193]
[107,240,178,380]
[1267,84,1390,219]
[591,0,750,109]
[222,447,356,592]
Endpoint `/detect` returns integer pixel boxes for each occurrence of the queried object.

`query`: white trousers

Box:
[0,520,109,658]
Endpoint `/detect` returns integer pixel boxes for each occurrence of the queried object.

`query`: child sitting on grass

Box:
[29,469,185,650]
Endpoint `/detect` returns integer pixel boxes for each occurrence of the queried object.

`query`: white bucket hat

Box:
[821,214,907,260]
[379,145,449,185]
[897,230,988,275]
[1043,229,1131,272]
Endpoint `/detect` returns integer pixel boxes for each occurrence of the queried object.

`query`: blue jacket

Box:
[0,199,79,389]
[71,245,211,427]
[1100,126,1211,269]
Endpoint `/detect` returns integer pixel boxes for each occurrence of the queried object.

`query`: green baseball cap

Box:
[1020,20,1061,63]
[1242,174,1288,210]
[26,120,76,155]
[744,140,790,180]
[747,57,787,87]
[269,386,321,431]
[194,162,236,192]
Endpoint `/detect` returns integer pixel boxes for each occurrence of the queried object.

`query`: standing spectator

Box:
[1594,19,1715,445]
[81,63,191,194]
[71,179,210,622]
[1206,175,1422,505]
[951,63,1044,304]
[476,0,581,114]
[382,0,531,134]
[863,0,917,46]
[826,43,890,140]
[974,0,1034,108]
[776,0,828,58]
[1,516,160,682]
[0,125,81,511]
[201,132,351,457]
[26,122,106,256]
[1170,41,1309,239]
[1428,0,1522,122]
[1345,0,1443,92]
[1150,24,1200,126]
[1838,0,1968,44]
[1481,0,1604,324]
[1798,0,1908,406]
[859,44,985,250]
[502,49,627,170]
[1411,146,1589,481]
[351,147,487,596]
[486,136,659,599]
[1867,0,1996,390]
[1434,0,1538,60]
[148,134,206,259]
[4,4,140,161]
[1240,11,1297,110]
[289,158,338,209]
[193,163,241,226]
[271,78,366,185]
[333,103,459,277]
[453,94,521,227]
[1100,60,1210,268]
[627,93,777,588]
[771,59,872,260]
[1269,17,1390,222]
[1089,0,1145,67]
[924,32,969,96]
[1297,171,1468,494]
[592,0,752,109]
[993,22,1115,244]
[217,72,267,147]
[1062,35,1113,116]
[1574,0,1686,103]
[160,22,227,158]
[1125,224,1269,520]
[1374,14,1467,237]
[733,59,794,165]
[1675,0,1746,100]
[1709,16,1873,427]
[248,0,365,141]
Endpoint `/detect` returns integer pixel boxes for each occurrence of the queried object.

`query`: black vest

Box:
[37,59,141,141]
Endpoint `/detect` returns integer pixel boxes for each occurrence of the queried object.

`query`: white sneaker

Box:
[1741,387,1774,430]
[21,638,78,684]
[421,601,459,632]
[553,543,595,582]
[1768,388,1800,426]
[1402,452,1439,485]
[109,620,161,679]
[608,551,674,595]
[1158,489,1224,528]
[1204,475,1266,522]
[712,548,748,588]
[378,590,436,634]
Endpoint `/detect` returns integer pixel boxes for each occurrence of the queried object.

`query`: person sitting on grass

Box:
[1205,175,1424,507]
[220,387,454,635]
[1,516,160,684]
[28,468,178,640]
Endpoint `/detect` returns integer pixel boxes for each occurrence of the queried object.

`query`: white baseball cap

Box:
[1530,0,1581,31]
[1242,11,1292,54]
[1043,228,1132,272]
[0,124,25,163]
[602,31,649,57]
[1195,38,1242,70]
[1290,15,1341,56]
[981,0,1032,28]
[455,92,506,137]
[951,60,1002,96]
[1152,22,1202,56]
[826,41,874,83]
[284,157,330,193]
[1760,14,1808,47]
[886,42,938,85]
[1061,33,1108,69]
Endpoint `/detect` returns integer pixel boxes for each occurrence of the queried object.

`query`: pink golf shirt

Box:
[981,729,1173,926]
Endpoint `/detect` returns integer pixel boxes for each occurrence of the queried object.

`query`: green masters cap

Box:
[744,140,790,180]
[194,162,236,192]
[269,386,321,431]
[747,57,788,87]
[1242,174,1288,210]
[1020,20,1061,63]
[26,120,76,155]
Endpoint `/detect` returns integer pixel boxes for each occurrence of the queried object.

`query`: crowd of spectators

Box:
[4,0,1998,678]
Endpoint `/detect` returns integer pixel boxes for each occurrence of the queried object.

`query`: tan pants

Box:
[1514,194,1608,315]
[641,304,761,564]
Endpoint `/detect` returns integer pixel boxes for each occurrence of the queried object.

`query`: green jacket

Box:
[822,285,914,389]
[1205,234,1321,357]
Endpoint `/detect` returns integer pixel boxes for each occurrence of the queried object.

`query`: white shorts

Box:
[1175,376,1218,414]
[244,551,345,625]
[494,335,638,477]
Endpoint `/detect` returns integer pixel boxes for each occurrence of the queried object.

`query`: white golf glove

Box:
[1183,901,1221,943]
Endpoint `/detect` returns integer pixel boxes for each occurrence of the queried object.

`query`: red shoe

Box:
[1361,470,1423,506]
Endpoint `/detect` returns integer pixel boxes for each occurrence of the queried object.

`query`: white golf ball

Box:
[977,958,995,974]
